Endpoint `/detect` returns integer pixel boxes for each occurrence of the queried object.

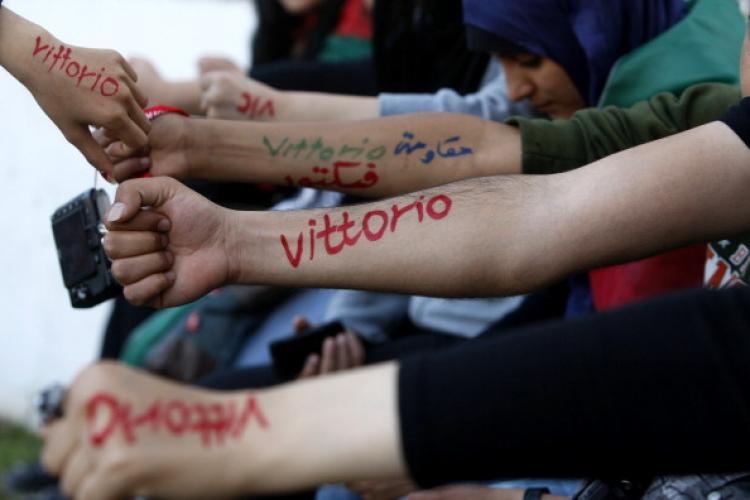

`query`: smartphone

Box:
[270,321,346,380]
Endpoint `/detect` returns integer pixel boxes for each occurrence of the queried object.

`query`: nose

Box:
[500,61,535,102]
[506,74,534,102]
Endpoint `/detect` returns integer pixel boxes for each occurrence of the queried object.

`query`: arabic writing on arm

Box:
[394,132,474,165]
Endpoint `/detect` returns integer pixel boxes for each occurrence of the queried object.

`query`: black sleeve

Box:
[399,287,750,487]
[719,96,750,149]
[250,59,377,95]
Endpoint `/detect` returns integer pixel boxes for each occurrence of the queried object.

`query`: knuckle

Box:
[116,87,132,102]
[109,260,128,283]
[105,109,127,127]
[156,273,171,290]
[159,252,172,269]
[110,50,125,64]
[123,286,145,306]
[102,236,117,257]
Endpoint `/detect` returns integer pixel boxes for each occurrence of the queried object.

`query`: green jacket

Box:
[511,82,748,288]
[512,83,741,175]
[600,0,744,108]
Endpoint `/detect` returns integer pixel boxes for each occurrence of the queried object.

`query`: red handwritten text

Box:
[86,392,269,448]
[280,194,453,268]
[32,37,119,97]
[237,92,275,119]
[285,161,379,190]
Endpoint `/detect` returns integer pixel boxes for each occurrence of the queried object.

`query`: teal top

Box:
[600,0,745,107]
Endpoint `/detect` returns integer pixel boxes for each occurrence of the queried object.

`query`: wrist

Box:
[0,9,57,87]
[183,117,211,178]
[225,209,293,286]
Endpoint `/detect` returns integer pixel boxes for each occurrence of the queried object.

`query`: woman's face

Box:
[497,53,587,118]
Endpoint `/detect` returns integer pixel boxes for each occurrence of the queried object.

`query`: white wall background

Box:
[0,0,254,424]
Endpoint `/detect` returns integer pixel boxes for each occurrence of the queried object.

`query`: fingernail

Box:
[165,251,174,265]
[165,270,176,282]
[160,234,169,247]
[140,157,151,168]
[103,173,117,185]
[107,202,125,222]
[157,218,171,232]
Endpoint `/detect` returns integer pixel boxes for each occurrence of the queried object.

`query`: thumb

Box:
[67,125,114,180]
[107,177,179,224]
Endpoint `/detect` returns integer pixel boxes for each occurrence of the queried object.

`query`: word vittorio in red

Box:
[32,37,120,97]
[86,392,269,448]
[280,194,453,268]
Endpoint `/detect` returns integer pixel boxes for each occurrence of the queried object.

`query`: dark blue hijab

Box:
[463,0,687,105]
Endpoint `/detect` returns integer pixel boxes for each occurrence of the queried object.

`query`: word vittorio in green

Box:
[263,136,387,162]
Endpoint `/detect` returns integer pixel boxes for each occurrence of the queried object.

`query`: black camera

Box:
[51,189,122,308]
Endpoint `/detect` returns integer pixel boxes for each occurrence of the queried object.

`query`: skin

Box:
[40,21,750,500]
[292,316,366,378]
[98,111,522,192]
[41,122,750,500]
[497,53,586,119]
[198,52,587,123]
[43,362,565,500]
[128,58,205,115]
[97,118,750,307]
[200,70,380,122]
[0,7,150,177]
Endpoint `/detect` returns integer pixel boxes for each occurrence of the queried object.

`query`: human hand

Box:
[24,37,150,178]
[96,112,193,182]
[42,361,268,500]
[128,57,172,105]
[197,56,243,76]
[200,71,280,121]
[295,316,366,379]
[104,177,236,308]
[346,478,418,500]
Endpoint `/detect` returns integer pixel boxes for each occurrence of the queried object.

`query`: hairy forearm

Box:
[187,113,522,197]
[227,176,553,296]
[226,122,750,297]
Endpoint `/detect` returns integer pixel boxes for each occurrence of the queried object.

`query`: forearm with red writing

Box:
[224,177,552,297]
